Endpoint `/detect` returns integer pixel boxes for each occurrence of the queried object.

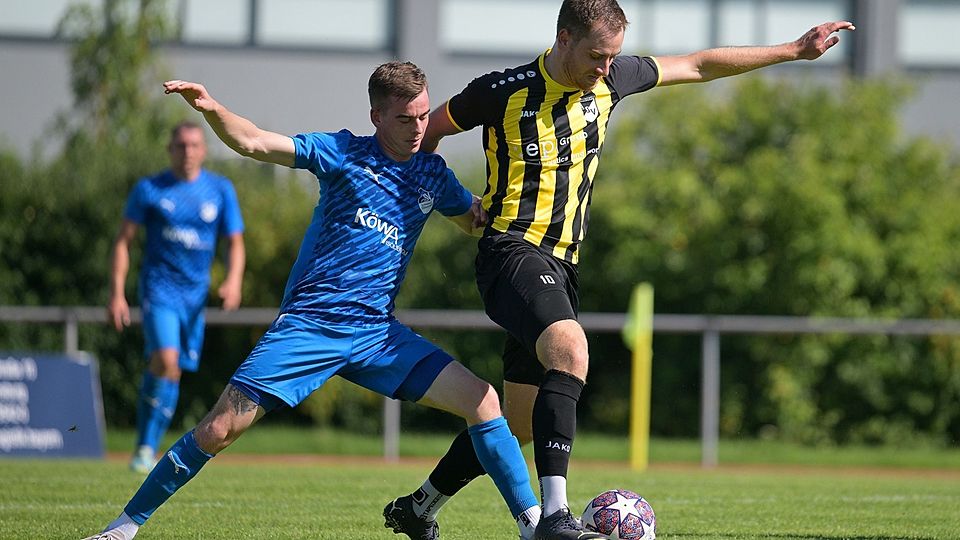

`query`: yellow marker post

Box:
[622,283,654,471]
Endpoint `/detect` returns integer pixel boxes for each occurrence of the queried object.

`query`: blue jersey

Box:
[282,129,472,325]
[124,169,245,308]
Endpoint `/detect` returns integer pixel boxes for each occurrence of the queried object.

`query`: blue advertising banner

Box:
[0,352,105,458]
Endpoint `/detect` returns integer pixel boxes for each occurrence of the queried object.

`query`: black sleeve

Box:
[605,55,661,100]
[446,72,499,132]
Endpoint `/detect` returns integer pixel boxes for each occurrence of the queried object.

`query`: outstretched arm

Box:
[657,20,855,86]
[163,80,296,167]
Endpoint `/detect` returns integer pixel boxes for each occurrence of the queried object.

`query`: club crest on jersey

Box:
[417,188,435,214]
[581,94,599,123]
[200,202,218,223]
[159,198,176,213]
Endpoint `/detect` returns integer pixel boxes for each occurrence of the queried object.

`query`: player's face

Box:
[371,90,430,162]
[168,127,207,180]
[559,24,624,91]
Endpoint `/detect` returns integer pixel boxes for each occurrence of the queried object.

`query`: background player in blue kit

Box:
[107,121,246,474]
[387,1,855,538]
[82,61,544,540]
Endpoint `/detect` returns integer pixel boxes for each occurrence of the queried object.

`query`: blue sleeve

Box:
[435,168,473,217]
[122,179,147,224]
[291,130,350,179]
[219,180,245,236]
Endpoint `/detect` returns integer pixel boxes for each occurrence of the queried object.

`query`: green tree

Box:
[581,76,960,444]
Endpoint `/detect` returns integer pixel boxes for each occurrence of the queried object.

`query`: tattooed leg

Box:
[192,384,265,455]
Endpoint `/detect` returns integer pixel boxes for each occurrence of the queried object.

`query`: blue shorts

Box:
[229,314,453,409]
[142,300,205,372]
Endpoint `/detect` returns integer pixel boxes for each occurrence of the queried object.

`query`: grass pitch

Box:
[3,448,959,539]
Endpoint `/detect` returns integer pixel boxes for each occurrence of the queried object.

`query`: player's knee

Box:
[474,383,502,423]
[536,322,589,380]
[149,350,182,380]
[194,415,236,454]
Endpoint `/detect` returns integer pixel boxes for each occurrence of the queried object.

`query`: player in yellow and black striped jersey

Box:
[446,52,661,264]
[387,2,855,538]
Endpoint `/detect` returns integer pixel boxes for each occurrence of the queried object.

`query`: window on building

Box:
[439,0,849,62]
[1,0,101,36]
[901,0,960,66]
[179,0,250,45]
[256,0,389,49]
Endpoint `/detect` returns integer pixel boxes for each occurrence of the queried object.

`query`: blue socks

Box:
[136,372,180,450]
[468,416,538,518]
[124,431,213,524]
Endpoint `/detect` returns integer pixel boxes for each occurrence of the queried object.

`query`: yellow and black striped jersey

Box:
[446,51,661,263]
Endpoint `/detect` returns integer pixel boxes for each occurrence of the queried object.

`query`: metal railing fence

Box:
[4,306,960,466]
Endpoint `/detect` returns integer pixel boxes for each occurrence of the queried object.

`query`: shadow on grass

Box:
[668,534,938,540]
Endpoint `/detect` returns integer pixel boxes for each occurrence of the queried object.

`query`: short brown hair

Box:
[368,61,428,109]
[170,120,203,141]
[557,0,628,41]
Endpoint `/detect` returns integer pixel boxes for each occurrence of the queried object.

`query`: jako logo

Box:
[545,441,571,452]
[354,208,405,254]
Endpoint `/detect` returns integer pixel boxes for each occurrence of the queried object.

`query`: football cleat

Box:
[80,530,133,540]
[129,446,156,474]
[534,507,609,539]
[383,495,440,540]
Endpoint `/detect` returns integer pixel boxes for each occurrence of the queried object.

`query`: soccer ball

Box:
[580,489,656,540]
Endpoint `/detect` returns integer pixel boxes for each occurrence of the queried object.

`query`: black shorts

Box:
[475,233,580,385]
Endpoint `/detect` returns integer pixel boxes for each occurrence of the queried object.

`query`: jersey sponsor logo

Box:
[517,131,592,164]
[354,207,407,255]
[524,140,557,160]
[558,132,588,146]
[162,226,207,250]
[200,202,218,223]
[417,188,435,214]
[521,110,538,118]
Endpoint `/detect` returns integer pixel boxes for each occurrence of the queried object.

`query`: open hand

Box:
[795,21,856,60]
[163,80,219,113]
[218,280,242,311]
[469,194,487,230]
[106,295,130,332]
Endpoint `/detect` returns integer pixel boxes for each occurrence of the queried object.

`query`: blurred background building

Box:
[1,0,958,160]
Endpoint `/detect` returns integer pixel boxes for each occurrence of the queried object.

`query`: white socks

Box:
[539,475,569,516]
[103,512,140,539]
[412,479,450,521]
[517,504,542,539]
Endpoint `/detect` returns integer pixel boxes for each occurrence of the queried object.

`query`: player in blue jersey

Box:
[82,61,545,540]
[107,121,246,474]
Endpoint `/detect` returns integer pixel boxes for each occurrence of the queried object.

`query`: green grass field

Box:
[3,429,960,539]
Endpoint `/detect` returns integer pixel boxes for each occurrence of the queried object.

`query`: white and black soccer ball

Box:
[581,488,656,540]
